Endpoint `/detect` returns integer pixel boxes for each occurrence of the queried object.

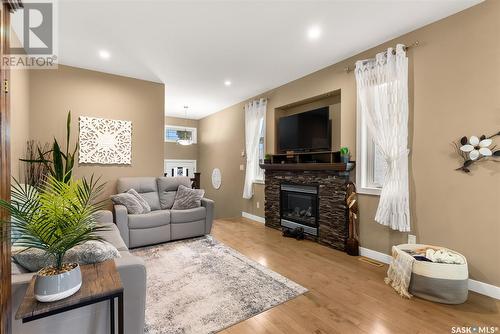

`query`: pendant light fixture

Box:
[177,106,193,146]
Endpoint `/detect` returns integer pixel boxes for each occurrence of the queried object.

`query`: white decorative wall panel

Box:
[79,116,132,164]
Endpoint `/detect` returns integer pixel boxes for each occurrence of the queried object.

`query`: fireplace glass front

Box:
[280,184,319,235]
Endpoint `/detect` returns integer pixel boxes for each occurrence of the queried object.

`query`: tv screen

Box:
[278,107,331,152]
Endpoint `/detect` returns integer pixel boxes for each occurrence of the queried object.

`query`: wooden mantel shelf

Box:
[259,162,355,171]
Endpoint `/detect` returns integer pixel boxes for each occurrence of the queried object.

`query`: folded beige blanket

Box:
[384,246,414,298]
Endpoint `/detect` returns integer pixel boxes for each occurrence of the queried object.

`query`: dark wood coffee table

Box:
[16,260,124,334]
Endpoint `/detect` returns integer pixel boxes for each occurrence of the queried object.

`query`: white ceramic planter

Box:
[34,264,82,302]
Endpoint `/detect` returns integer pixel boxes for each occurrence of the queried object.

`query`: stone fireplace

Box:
[264,168,353,251]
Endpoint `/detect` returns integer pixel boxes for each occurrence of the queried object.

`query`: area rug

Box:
[131,235,307,334]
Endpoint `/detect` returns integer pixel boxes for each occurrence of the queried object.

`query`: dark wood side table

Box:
[15,260,124,334]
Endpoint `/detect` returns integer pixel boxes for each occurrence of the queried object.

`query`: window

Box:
[255,116,265,182]
[356,106,387,195]
[165,125,197,144]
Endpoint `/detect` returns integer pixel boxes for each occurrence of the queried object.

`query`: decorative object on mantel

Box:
[345,182,359,256]
[211,168,222,189]
[340,147,350,164]
[355,44,410,232]
[79,116,132,164]
[454,131,500,173]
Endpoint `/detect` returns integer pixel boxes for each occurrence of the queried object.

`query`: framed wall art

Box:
[79,116,132,164]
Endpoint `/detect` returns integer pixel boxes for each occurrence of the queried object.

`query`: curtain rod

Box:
[243,97,269,109]
[344,41,420,73]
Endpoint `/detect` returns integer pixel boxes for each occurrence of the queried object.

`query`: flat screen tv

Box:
[278,107,331,153]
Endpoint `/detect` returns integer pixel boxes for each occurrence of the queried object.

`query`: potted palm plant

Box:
[0,175,106,302]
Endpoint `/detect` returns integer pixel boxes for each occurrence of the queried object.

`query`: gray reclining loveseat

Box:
[114,176,214,248]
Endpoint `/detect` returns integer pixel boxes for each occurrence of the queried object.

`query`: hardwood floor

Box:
[212,218,500,334]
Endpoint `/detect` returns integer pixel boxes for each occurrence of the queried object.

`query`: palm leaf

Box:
[2,175,108,270]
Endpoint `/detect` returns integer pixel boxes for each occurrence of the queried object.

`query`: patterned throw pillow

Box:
[171,185,205,210]
[12,241,121,272]
[127,188,151,213]
[111,193,144,214]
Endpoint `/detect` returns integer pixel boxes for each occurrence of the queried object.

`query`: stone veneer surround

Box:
[264,170,351,251]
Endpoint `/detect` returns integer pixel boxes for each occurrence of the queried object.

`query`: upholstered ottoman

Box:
[398,244,469,304]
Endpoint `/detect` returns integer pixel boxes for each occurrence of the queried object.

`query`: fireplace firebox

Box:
[280,183,319,236]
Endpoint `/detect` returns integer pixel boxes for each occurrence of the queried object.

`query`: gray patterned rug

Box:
[131,236,307,334]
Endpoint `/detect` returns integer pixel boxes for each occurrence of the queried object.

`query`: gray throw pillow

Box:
[12,241,121,272]
[157,177,193,210]
[171,185,205,210]
[111,193,144,214]
[127,188,151,213]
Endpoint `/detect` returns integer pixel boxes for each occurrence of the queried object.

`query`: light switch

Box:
[256,201,260,209]
[239,164,245,171]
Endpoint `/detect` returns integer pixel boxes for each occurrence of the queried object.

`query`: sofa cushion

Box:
[157,176,192,210]
[171,220,205,239]
[11,261,28,275]
[111,193,144,214]
[99,222,128,251]
[117,177,161,210]
[128,210,170,229]
[172,185,205,210]
[127,189,151,213]
[170,207,206,224]
[129,224,171,248]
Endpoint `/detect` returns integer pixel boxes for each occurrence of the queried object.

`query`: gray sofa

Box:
[114,176,214,248]
[11,210,147,334]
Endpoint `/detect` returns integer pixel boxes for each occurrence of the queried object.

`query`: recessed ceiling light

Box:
[224,80,232,86]
[307,26,321,40]
[99,50,111,59]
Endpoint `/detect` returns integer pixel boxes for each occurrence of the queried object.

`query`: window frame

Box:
[356,102,384,196]
[164,125,197,144]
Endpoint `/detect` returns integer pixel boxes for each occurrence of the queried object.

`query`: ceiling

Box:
[50,0,482,119]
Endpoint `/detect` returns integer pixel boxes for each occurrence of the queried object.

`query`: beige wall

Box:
[10,31,30,181]
[199,0,500,285]
[164,116,199,161]
[10,68,30,180]
[25,65,165,201]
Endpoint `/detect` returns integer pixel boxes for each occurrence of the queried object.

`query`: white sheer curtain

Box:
[355,44,410,232]
[243,98,267,199]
